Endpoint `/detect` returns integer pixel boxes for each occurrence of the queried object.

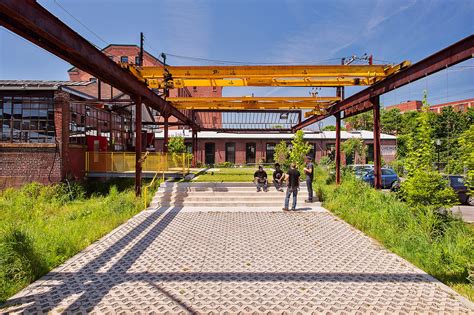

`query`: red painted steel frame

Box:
[372,97,382,189]
[135,97,143,196]
[335,112,341,185]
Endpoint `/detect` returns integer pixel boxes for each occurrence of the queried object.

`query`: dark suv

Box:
[447,175,473,206]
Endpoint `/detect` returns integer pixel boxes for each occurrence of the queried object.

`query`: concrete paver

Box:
[1,184,473,314]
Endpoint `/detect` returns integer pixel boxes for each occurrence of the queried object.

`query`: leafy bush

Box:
[341,138,366,164]
[289,130,311,175]
[315,170,474,300]
[273,140,289,170]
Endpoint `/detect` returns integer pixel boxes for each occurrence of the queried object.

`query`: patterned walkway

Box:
[2,205,473,314]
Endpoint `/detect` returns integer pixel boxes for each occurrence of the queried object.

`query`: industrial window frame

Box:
[0,95,55,143]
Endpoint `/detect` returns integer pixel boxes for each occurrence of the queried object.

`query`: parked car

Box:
[362,168,400,190]
[347,164,374,179]
[446,175,473,206]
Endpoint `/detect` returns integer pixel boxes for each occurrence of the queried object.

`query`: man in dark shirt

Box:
[272,163,284,192]
[283,162,300,211]
[254,165,268,192]
[304,156,314,202]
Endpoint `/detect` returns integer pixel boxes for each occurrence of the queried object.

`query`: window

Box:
[120,56,128,63]
[266,143,275,163]
[135,56,140,65]
[193,86,197,92]
[0,96,55,143]
[69,102,131,149]
[225,143,235,163]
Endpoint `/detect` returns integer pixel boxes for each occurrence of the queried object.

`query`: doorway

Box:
[205,142,215,165]
[246,143,256,164]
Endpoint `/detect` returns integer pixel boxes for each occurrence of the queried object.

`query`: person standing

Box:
[283,162,300,211]
[254,165,268,192]
[304,156,314,203]
[272,163,284,192]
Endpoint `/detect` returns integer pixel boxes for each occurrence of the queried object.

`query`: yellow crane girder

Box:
[167,96,336,110]
[123,62,411,89]
[147,78,372,88]
[141,65,392,78]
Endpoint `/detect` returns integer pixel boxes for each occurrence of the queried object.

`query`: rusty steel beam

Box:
[335,112,341,185]
[0,0,197,128]
[293,35,474,130]
[135,97,142,197]
[372,97,382,189]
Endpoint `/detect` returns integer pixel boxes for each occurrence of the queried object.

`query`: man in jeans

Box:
[254,165,268,192]
[304,156,314,203]
[283,162,300,211]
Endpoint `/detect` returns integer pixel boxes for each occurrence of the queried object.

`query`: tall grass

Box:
[0,179,158,303]
[315,167,474,301]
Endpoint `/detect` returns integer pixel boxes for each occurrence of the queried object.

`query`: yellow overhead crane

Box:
[125,62,411,89]
[122,61,410,112]
[167,96,340,110]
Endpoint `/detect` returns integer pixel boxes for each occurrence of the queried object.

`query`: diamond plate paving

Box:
[2,192,473,313]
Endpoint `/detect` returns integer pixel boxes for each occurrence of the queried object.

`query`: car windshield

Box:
[449,176,465,186]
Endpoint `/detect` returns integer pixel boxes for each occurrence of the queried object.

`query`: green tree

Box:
[273,140,290,170]
[341,138,366,165]
[168,136,193,168]
[289,130,311,172]
[321,125,346,131]
[381,108,403,135]
[344,111,373,130]
[459,125,474,193]
[168,136,186,154]
[400,92,457,210]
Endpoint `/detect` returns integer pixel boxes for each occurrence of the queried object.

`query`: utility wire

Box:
[53,0,108,46]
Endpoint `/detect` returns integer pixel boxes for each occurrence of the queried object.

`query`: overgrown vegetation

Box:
[344,95,474,174]
[315,167,474,300]
[168,136,193,167]
[341,138,366,165]
[0,179,158,303]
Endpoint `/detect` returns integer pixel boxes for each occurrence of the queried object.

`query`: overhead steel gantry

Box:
[131,64,411,89]
[167,96,340,110]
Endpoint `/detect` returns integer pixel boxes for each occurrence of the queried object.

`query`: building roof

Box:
[0,80,93,90]
[155,129,397,140]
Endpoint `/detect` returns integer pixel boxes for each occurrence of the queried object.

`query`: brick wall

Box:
[0,144,61,188]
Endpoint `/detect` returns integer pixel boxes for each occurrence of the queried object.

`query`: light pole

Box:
[435,139,441,171]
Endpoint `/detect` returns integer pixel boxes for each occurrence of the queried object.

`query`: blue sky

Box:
[1,0,473,123]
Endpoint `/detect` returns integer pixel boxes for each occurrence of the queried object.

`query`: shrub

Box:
[273,140,290,170]
[215,162,234,168]
[289,130,311,174]
[315,169,474,299]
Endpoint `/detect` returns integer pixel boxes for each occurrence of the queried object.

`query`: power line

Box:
[53,0,109,47]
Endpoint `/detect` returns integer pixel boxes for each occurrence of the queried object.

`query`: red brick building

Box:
[155,130,397,166]
[385,98,473,113]
[385,100,422,112]
[0,45,222,188]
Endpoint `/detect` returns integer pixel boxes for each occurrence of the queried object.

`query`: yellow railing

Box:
[143,171,159,208]
[85,151,191,175]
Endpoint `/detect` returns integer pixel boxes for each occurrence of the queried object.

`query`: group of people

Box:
[253,156,314,211]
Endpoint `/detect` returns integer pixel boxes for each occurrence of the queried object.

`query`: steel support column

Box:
[335,112,341,185]
[192,128,197,168]
[163,114,169,153]
[372,96,382,189]
[135,96,142,197]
